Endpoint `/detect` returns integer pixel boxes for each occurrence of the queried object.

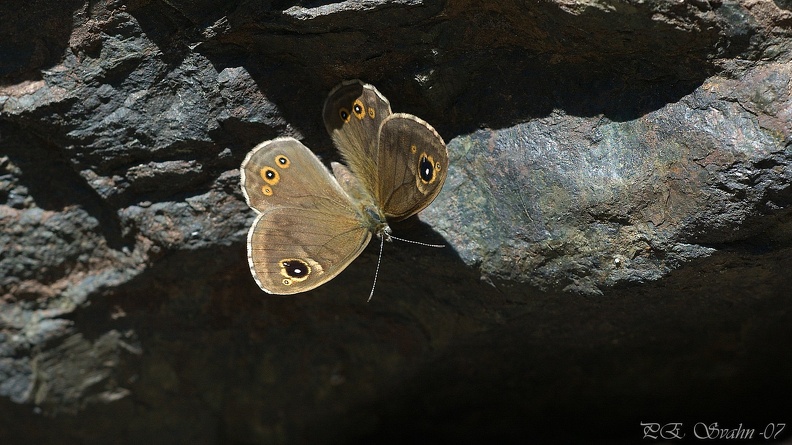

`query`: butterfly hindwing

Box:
[247,207,372,294]
[375,113,448,221]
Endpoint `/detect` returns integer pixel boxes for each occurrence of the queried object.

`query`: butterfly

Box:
[240,80,447,295]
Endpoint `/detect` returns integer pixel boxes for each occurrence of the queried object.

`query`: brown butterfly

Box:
[240,80,447,294]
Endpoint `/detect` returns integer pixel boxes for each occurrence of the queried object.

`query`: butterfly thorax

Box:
[331,161,391,240]
[363,205,392,241]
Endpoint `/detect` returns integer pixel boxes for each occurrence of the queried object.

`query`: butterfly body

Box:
[241,80,446,294]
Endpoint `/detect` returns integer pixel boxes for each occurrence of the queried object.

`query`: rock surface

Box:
[1,0,791,443]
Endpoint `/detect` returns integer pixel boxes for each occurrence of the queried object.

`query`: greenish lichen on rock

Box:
[425,62,792,295]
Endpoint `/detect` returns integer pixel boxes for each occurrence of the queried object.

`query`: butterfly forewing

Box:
[240,138,351,214]
[322,79,393,195]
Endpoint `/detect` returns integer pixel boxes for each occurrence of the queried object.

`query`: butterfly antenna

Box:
[368,235,385,302]
[368,235,444,302]
[389,235,445,248]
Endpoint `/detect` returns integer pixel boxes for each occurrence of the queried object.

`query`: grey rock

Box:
[1,0,791,443]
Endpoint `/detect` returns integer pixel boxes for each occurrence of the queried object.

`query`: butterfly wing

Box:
[375,113,448,221]
[322,79,392,195]
[322,81,447,221]
[240,138,372,294]
[246,207,371,294]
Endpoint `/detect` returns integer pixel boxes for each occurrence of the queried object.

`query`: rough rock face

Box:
[1,0,791,443]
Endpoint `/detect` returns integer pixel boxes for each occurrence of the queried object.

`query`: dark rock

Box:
[1,0,791,444]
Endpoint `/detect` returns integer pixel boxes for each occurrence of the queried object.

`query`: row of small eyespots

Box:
[259,155,291,196]
[339,98,376,122]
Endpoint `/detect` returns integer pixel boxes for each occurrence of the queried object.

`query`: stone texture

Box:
[1,0,791,443]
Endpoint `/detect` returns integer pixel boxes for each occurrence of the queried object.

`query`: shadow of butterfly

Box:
[240,80,447,295]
